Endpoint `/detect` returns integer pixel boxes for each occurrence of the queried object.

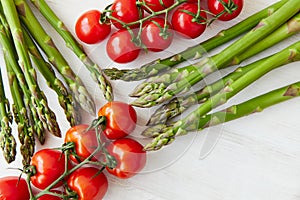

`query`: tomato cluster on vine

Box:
[0,101,146,200]
[75,0,244,63]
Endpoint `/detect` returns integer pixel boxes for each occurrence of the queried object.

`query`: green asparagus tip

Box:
[143,134,175,151]
[141,124,168,137]
[103,68,130,80]
[0,119,17,163]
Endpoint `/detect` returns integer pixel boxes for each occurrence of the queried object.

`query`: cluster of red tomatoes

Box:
[0,101,146,200]
[75,0,243,63]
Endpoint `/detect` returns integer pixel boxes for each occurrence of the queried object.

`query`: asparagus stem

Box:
[4,56,35,165]
[197,83,300,129]
[142,40,300,150]
[23,27,79,126]
[15,0,95,114]
[0,67,16,163]
[1,0,61,139]
[104,0,289,81]
[144,81,300,151]
[147,12,300,125]
[231,12,300,65]
[30,0,114,102]
[131,0,300,107]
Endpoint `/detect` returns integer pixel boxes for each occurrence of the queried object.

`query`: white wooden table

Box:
[1,0,300,199]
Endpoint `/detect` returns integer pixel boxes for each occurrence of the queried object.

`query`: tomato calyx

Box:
[207,0,243,21]
[213,0,238,18]
[23,165,37,178]
[151,19,172,40]
[180,8,208,24]
[100,3,114,24]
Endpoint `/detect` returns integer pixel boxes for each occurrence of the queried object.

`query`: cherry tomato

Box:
[171,3,207,39]
[98,101,137,140]
[67,167,108,200]
[141,0,175,12]
[141,17,174,52]
[30,149,70,190]
[106,138,146,179]
[208,0,244,21]
[111,0,143,29]
[106,30,141,63]
[65,124,106,163]
[0,176,30,200]
[186,0,198,3]
[75,10,111,44]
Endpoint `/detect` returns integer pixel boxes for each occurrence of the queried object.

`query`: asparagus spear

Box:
[0,67,16,163]
[23,28,79,126]
[30,0,113,101]
[14,0,95,114]
[131,0,300,107]
[144,81,300,151]
[147,12,300,125]
[104,0,289,81]
[5,57,35,165]
[1,0,61,138]
[142,40,300,150]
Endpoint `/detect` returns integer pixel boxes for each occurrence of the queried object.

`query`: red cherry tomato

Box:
[106,138,146,179]
[65,124,106,163]
[208,0,244,21]
[171,3,207,39]
[98,101,137,140]
[141,0,175,12]
[141,17,174,52]
[0,176,30,200]
[67,167,108,200]
[111,0,143,29]
[30,149,70,190]
[106,29,141,63]
[75,10,111,44]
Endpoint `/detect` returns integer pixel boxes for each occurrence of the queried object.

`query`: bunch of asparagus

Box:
[107,0,300,150]
[147,11,300,126]
[0,0,112,164]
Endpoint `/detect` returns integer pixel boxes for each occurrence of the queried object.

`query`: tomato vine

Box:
[22,116,117,200]
[75,0,244,63]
